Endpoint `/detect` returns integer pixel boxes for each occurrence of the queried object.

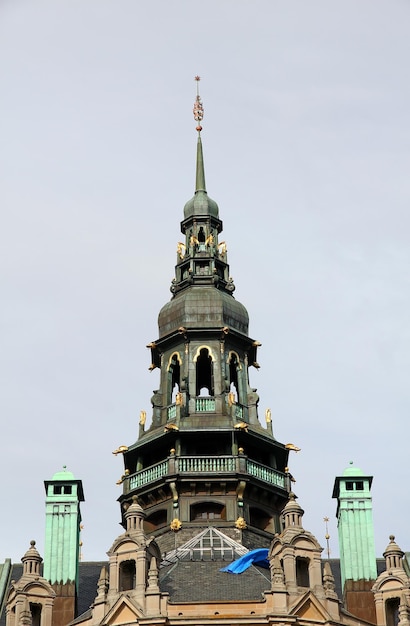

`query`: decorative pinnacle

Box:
[193,76,204,132]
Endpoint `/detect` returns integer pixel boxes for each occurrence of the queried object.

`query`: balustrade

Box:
[167,404,177,420]
[246,460,286,488]
[195,397,216,412]
[127,455,286,491]
[177,456,236,473]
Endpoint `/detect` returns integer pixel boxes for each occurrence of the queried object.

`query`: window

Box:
[144,510,167,533]
[119,560,136,591]
[355,481,364,490]
[228,353,241,403]
[30,604,41,626]
[196,348,213,396]
[249,507,276,533]
[190,502,226,522]
[167,354,181,405]
[386,597,400,626]
[296,557,310,587]
[345,481,354,491]
[63,485,72,494]
[54,485,62,495]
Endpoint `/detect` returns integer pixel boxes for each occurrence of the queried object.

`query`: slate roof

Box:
[160,560,270,603]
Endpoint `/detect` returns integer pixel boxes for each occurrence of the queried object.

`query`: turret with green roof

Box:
[332,462,377,591]
[44,467,84,591]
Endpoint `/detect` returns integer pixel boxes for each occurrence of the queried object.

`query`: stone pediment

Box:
[100,595,144,625]
[289,591,331,622]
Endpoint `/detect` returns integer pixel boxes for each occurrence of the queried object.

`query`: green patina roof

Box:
[51,466,76,481]
[342,462,364,477]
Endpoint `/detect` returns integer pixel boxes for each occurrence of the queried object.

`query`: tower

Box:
[43,467,84,626]
[332,462,377,622]
[117,80,291,552]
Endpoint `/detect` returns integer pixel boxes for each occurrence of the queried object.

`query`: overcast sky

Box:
[1,0,409,564]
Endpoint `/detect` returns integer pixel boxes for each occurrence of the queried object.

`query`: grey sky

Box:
[1,0,409,563]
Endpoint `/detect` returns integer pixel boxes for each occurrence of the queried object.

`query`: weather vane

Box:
[193,76,204,132]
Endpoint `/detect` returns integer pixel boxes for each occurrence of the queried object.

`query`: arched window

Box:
[119,560,136,591]
[229,356,239,397]
[386,597,400,626]
[144,509,168,533]
[190,502,226,521]
[249,507,276,533]
[196,348,213,396]
[296,557,310,587]
[167,353,181,405]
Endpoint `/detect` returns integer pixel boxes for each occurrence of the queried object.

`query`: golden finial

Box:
[193,76,204,132]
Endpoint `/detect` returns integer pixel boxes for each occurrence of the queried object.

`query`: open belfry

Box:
[2,80,410,626]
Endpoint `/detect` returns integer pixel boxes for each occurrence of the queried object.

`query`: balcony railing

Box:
[177,455,236,473]
[195,397,216,412]
[246,460,286,488]
[167,403,177,420]
[126,456,286,492]
[129,460,168,489]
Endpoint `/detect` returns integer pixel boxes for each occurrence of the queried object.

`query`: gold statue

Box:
[218,241,227,257]
[177,242,186,259]
[139,410,146,426]
[175,392,183,406]
[265,408,272,423]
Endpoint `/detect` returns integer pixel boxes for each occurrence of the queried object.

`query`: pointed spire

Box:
[195,135,206,192]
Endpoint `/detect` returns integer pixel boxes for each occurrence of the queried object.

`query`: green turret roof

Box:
[51,467,76,481]
[342,462,364,477]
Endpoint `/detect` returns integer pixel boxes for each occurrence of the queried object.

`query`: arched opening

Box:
[386,597,400,626]
[229,354,239,400]
[190,502,226,521]
[30,604,41,626]
[144,509,168,533]
[198,227,205,243]
[296,557,310,587]
[167,354,181,405]
[196,348,213,396]
[249,507,276,533]
[119,560,136,591]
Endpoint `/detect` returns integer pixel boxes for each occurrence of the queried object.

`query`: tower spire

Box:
[193,76,206,192]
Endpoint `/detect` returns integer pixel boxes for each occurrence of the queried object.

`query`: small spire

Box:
[193,76,206,193]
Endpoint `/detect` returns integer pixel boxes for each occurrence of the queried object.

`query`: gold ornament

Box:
[170,518,182,532]
[235,517,247,530]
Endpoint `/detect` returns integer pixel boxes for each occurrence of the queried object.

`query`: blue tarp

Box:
[220,548,269,574]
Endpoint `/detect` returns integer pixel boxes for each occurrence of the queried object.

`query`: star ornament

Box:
[195,75,201,81]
